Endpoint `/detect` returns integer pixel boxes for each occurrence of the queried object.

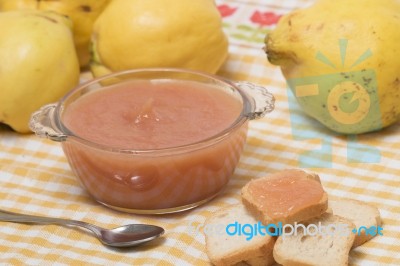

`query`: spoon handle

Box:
[0,209,101,235]
[0,210,69,224]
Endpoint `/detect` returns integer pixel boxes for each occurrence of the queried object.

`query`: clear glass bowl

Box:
[30,68,274,214]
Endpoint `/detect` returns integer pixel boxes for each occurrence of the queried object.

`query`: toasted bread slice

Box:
[329,198,381,248]
[241,169,328,225]
[273,213,355,266]
[205,204,276,266]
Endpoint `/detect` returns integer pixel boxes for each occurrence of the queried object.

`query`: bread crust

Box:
[329,198,382,248]
[204,204,276,266]
[241,169,328,226]
[210,237,275,266]
[204,169,380,265]
[273,213,355,266]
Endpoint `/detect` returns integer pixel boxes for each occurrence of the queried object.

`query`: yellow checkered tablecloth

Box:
[1,0,399,265]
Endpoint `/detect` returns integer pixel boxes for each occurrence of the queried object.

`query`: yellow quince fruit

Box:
[0,0,111,67]
[265,0,400,134]
[0,10,80,133]
[0,0,37,9]
[91,0,228,77]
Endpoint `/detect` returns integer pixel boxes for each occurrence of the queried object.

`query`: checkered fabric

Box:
[0,0,399,265]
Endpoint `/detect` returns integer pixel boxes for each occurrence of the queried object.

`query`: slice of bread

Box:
[273,213,355,266]
[241,169,328,225]
[329,198,382,248]
[204,204,276,266]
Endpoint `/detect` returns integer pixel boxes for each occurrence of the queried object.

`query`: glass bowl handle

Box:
[29,103,67,142]
[236,81,275,120]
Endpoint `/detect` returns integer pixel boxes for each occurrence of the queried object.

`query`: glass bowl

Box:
[30,68,274,214]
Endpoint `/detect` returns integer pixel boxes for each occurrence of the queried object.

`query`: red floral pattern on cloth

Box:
[216,2,285,46]
[217,4,238,17]
[250,11,282,26]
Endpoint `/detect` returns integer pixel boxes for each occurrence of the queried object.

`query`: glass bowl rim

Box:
[54,67,253,155]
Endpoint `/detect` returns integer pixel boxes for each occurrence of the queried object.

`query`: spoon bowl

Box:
[99,224,165,247]
[0,209,164,247]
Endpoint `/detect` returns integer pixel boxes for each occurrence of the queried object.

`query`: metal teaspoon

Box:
[0,209,165,247]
